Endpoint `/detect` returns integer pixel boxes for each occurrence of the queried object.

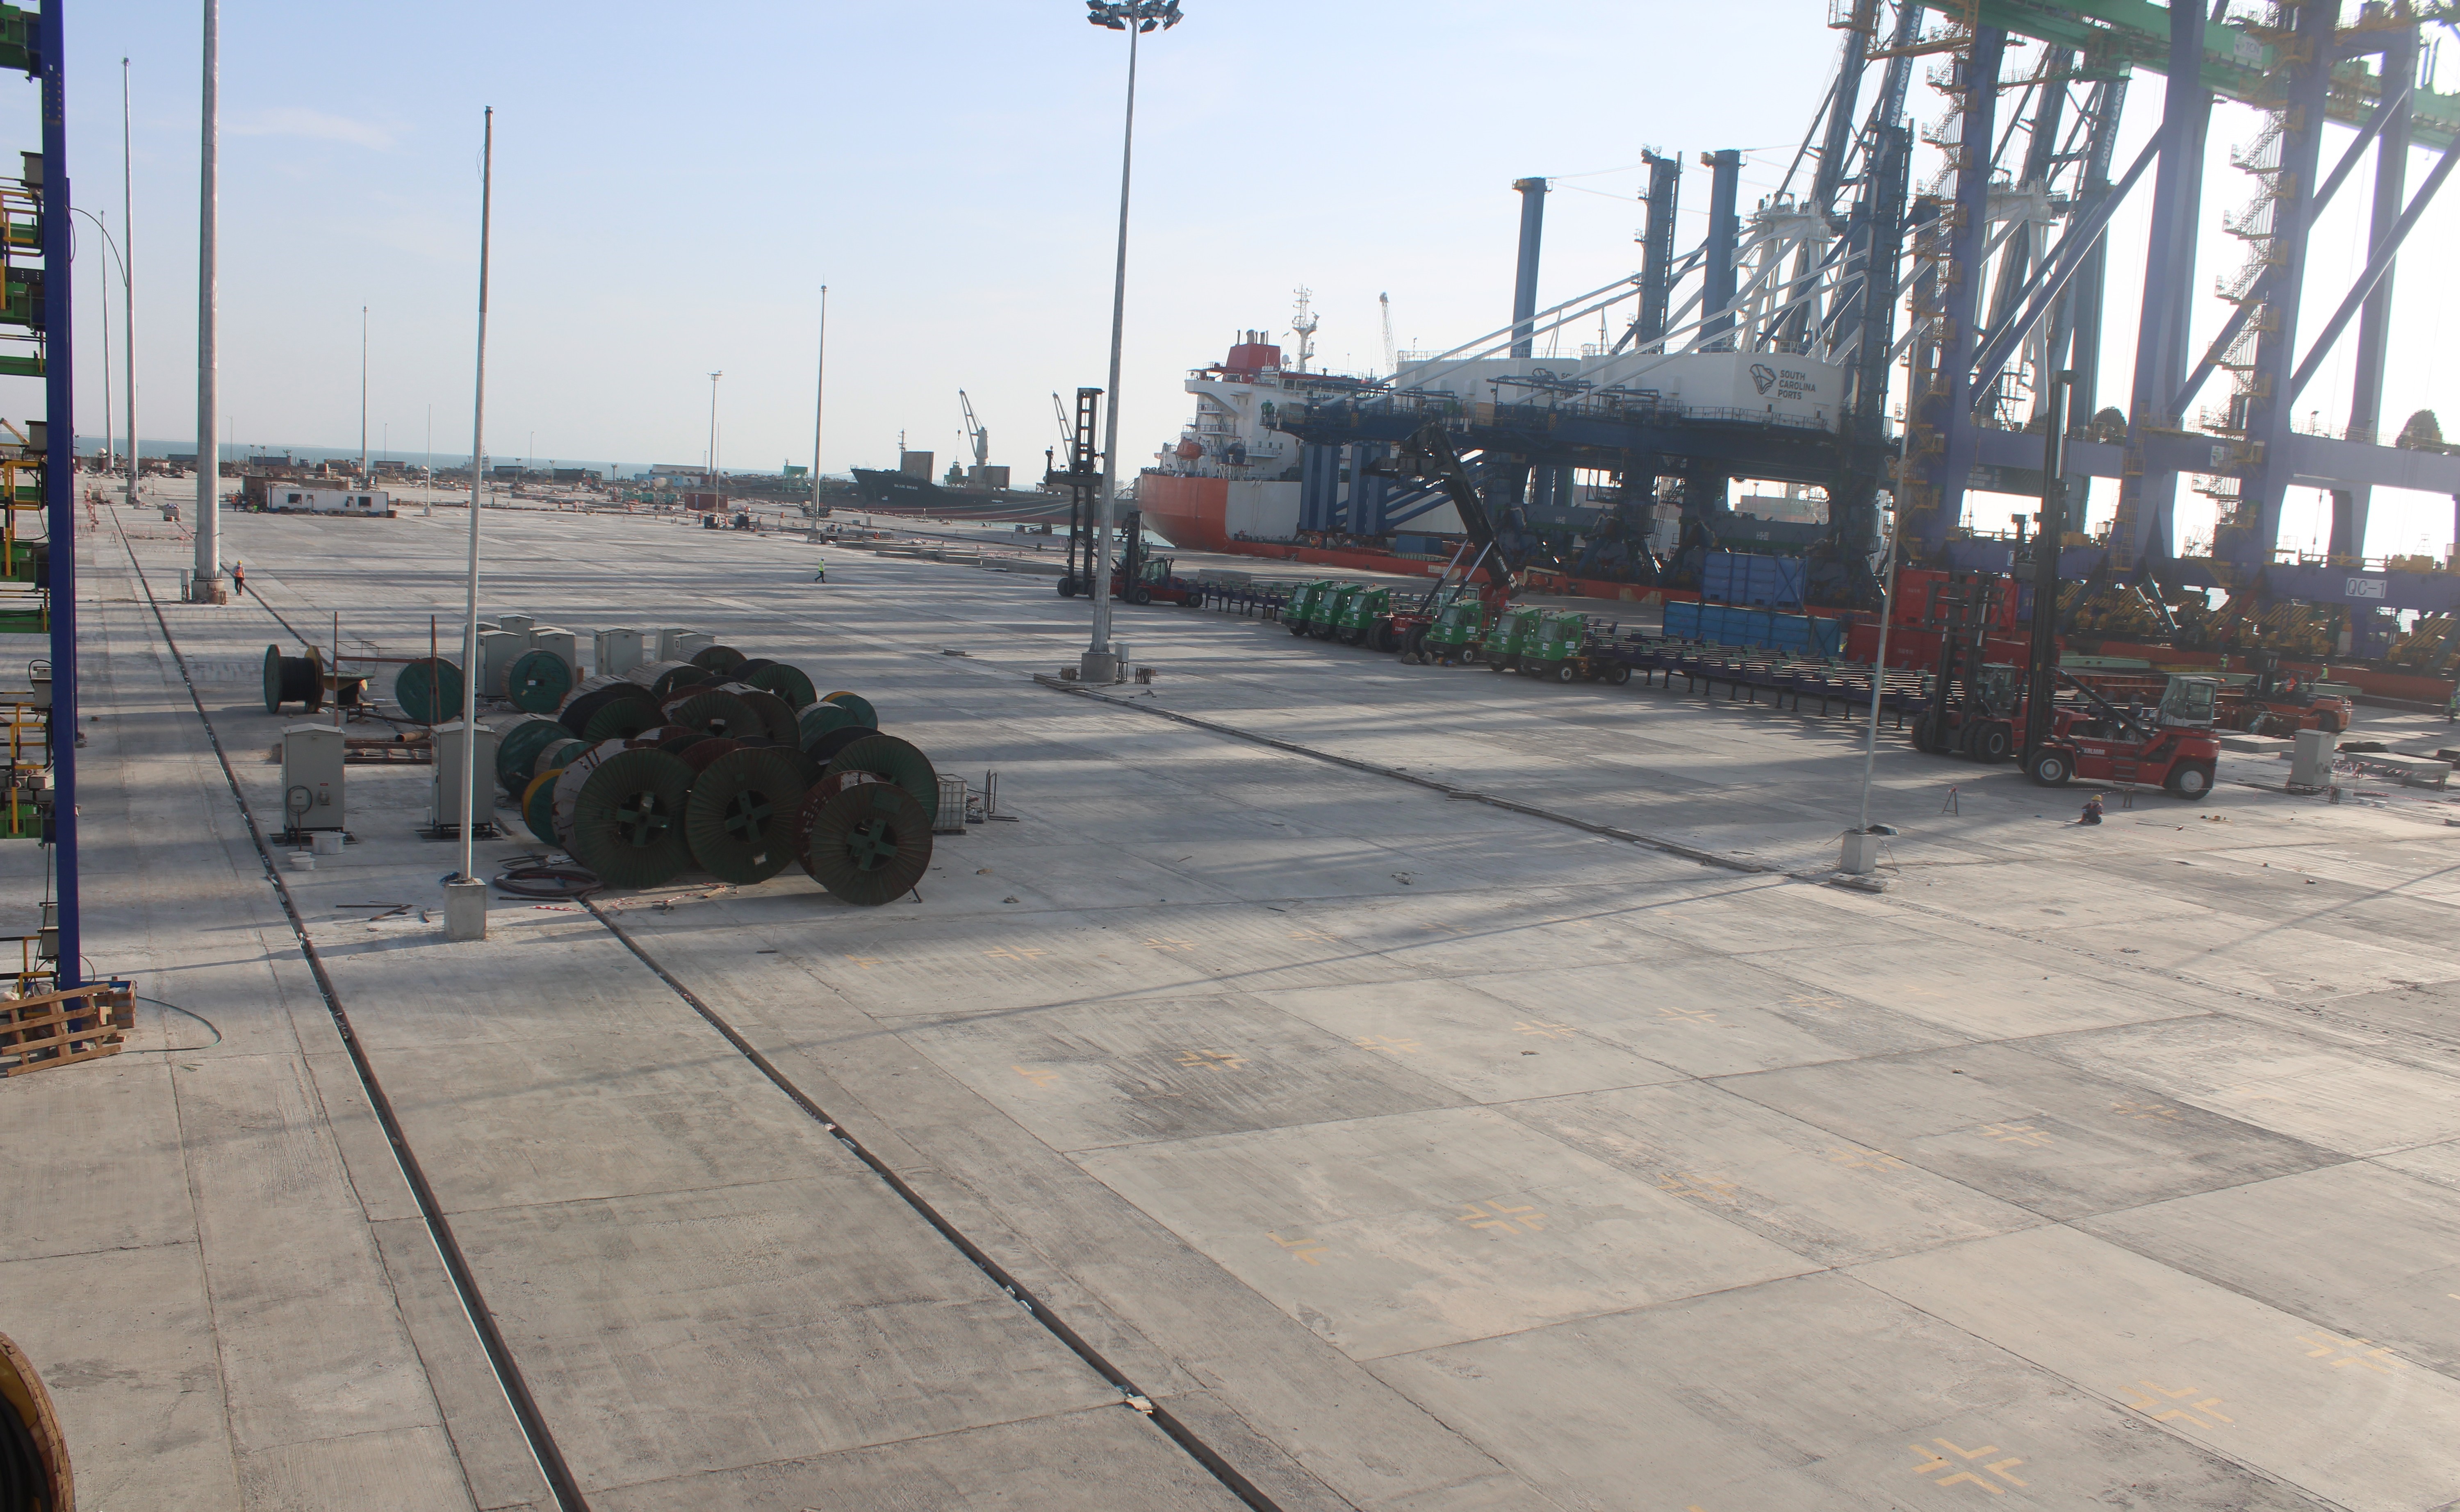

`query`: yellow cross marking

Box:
[2298,1332,2403,1373]
[1352,1034,1421,1055]
[1268,1232,1329,1265]
[1909,1439,2027,1492]
[1145,936,1198,952]
[1975,1123,2054,1148]
[1174,1049,1248,1071]
[844,955,883,969]
[1012,1065,1058,1089]
[1457,1200,1547,1234]
[1512,1020,1578,1040]
[1828,1146,1909,1171]
[2112,1099,2183,1120]
[1656,1171,1742,1204]
[2119,1381,2232,1428]
[1656,1004,1719,1024]
[1782,991,1847,1011]
[983,945,1049,962]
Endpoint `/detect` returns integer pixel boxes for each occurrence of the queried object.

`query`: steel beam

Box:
[2111,0,2212,569]
[2229,0,2341,571]
[1633,152,1680,347]
[2333,25,2416,560]
[1908,27,2008,554]
[2170,68,2412,421]
[1701,150,1742,350]
[39,0,76,986]
[1509,178,1546,360]
[2287,137,2456,404]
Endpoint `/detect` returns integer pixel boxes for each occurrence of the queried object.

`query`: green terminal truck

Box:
[1521,610,1631,684]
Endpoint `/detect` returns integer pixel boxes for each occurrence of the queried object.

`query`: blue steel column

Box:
[39,0,76,986]
[1700,150,1742,349]
[2112,0,2212,570]
[1907,27,2005,555]
[1349,442,1389,535]
[2226,0,2337,573]
[1631,152,1680,347]
[2332,23,2416,561]
[1509,178,1546,359]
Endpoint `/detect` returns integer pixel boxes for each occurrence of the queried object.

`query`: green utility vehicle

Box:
[1311,583,1367,640]
[1522,610,1631,684]
[1417,594,1492,665]
[1334,585,1397,647]
[1284,581,1335,637]
[1482,605,1547,672]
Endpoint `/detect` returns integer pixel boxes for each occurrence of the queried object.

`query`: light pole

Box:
[706,371,722,487]
[1078,0,1182,685]
[73,209,121,478]
[195,0,220,595]
[122,57,139,510]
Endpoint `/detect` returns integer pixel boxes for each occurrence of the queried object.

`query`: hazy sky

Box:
[25,1,2460,558]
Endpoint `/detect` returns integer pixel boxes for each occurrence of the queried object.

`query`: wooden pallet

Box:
[0,980,135,1075]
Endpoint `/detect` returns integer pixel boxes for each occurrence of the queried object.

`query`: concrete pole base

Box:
[1078,649,1120,685]
[443,879,489,941]
[1839,830,1883,875]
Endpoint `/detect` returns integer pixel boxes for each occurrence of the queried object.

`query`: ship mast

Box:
[1289,286,1317,373]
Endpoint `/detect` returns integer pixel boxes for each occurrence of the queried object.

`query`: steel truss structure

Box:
[1276,0,2460,616]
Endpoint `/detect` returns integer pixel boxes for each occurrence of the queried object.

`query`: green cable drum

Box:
[795,780,932,906]
[663,688,758,741]
[689,644,748,674]
[625,660,709,700]
[393,656,462,724]
[820,690,879,730]
[506,649,575,714]
[729,658,777,679]
[717,684,799,745]
[521,770,565,844]
[492,713,567,792]
[747,663,818,710]
[676,737,741,773]
[536,738,593,782]
[821,732,940,827]
[804,726,872,765]
[580,696,665,743]
[796,700,858,747]
[557,682,658,736]
[685,746,808,884]
[565,748,696,888]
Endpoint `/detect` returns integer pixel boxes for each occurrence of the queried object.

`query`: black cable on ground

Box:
[581,898,1299,1512]
[130,995,223,1050]
[112,520,594,1512]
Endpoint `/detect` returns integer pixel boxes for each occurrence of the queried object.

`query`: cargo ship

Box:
[849,464,1072,524]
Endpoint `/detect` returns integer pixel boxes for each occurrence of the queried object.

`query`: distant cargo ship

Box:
[850,463,1071,524]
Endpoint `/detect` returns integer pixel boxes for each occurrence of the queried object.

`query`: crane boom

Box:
[1379,291,1398,376]
[958,389,989,473]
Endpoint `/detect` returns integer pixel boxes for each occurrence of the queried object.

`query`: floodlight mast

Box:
[1077,0,1183,684]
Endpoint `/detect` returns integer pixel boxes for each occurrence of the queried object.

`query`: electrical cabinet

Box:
[476,630,527,697]
[594,628,651,676]
[280,724,346,831]
[432,719,503,827]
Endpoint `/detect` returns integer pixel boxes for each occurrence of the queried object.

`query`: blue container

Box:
[1704,550,1807,609]
[1663,600,1702,639]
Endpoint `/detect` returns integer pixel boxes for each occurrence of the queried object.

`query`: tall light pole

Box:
[122,57,139,510]
[706,371,722,486]
[811,285,827,517]
[194,0,219,595]
[446,107,495,943]
[1079,0,1182,685]
[73,209,117,477]
[359,305,369,480]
